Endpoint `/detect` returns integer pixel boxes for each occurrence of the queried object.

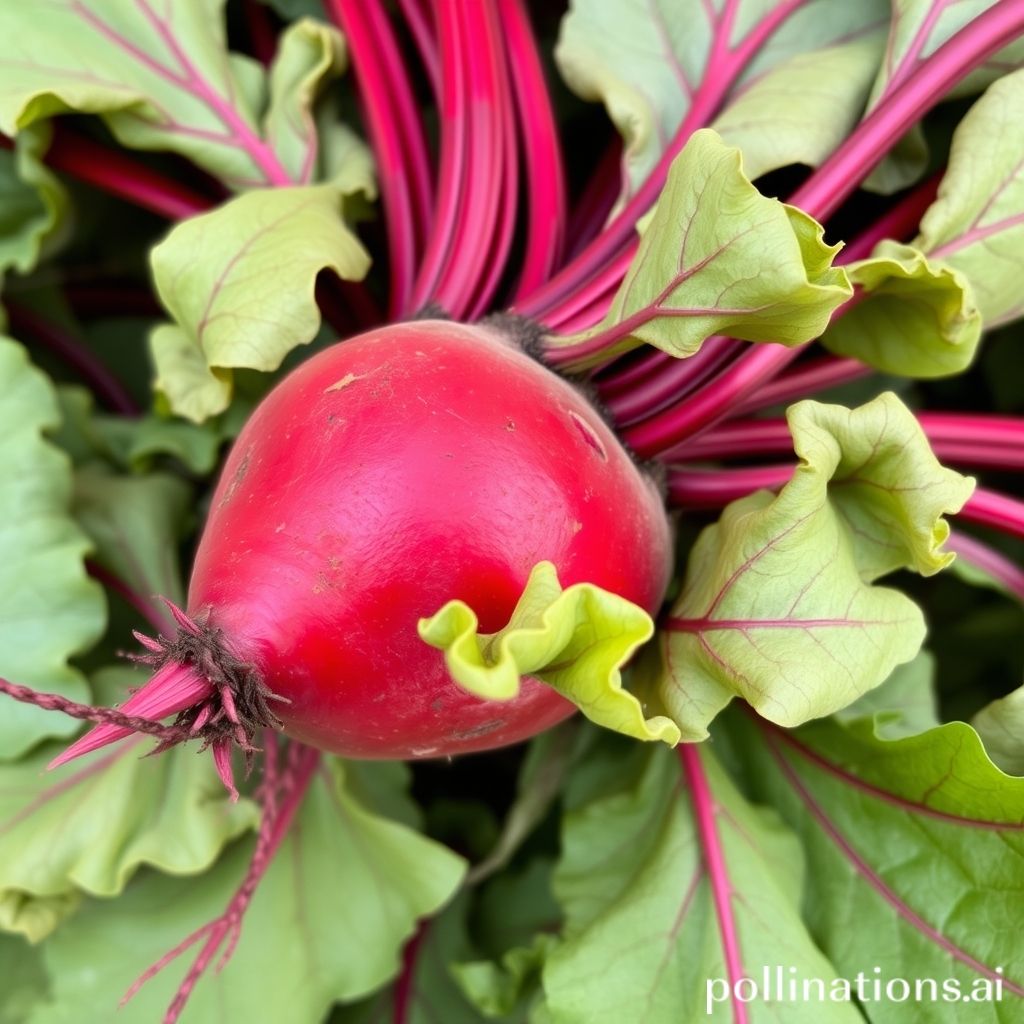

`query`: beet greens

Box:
[1,1,1024,1023]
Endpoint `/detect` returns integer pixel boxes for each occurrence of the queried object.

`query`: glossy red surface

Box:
[189,321,671,758]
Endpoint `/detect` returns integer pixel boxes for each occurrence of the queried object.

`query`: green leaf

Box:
[0,667,257,943]
[0,3,349,190]
[72,465,192,611]
[972,686,1024,776]
[834,650,940,740]
[0,932,50,1024]
[0,125,67,277]
[728,708,1024,1020]
[554,0,889,200]
[914,68,1024,327]
[419,560,679,746]
[0,339,104,758]
[265,18,347,183]
[540,736,862,1024]
[819,242,983,378]
[712,30,887,182]
[334,892,491,1024]
[150,184,370,421]
[860,1,1024,193]
[640,392,974,740]
[26,758,465,1024]
[552,131,851,367]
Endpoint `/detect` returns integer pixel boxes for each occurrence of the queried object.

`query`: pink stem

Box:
[431,1,513,317]
[516,0,811,323]
[603,339,744,425]
[397,0,440,97]
[392,921,429,1024]
[504,0,567,297]
[790,4,1024,221]
[946,531,1024,601]
[960,488,1024,540]
[564,141,622,262]
[43,125,211,220]
[409,1,469,310]
[7,302,139,416]
[730,356,870,417]
[678,744,749,1024]
[673,413,1024,470]
[327,0,421,316]
[667,464,792,509]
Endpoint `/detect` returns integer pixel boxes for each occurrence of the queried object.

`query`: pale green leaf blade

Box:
[264,18,347,183]
[914,68,1024,327]
[419,561,679,745]
[0,0,275,188]
[712,31,886,181]
[541,737,862,1024]
[0,668,256,942]
[150,184,370,421]
[552,131,851,366]
[786,392,975,580]
[0,340,104,758]
[641,393,972,740]
[555,0,889,201]
[26,759,465,1023]
[728,708,1024,1020]
[819,241,983,377]
[861,1,1024,192]
[972,686,1024,776]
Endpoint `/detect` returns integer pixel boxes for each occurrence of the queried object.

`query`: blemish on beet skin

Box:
[568,410,608,461]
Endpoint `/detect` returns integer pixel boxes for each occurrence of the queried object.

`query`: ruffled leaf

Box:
[0,339,104,758]
[554,0,889,201]
[0,668,257,943]
[0,5,348,190]
[642,392,974,740]
[913,67,1024,328]
[150,184,370,421]
[552,131,851,367]
[419,561,679,745]
[25,759,465,1023]
[820,241,983,378]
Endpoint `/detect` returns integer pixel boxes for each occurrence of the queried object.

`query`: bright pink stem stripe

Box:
[609,8,1024,455]
[791,4,1024,221]
[667,465,792,508]
[564,141,623,262]
[678,744,749,1024]
[410,1,469,309]
[674,413,1024,470]
[504,0,567,297]
[327,0,420,316]
[398,0,440,97]
[730,357,869,417]
[961,488,1024,540]
[947,531,1024,602]
[44,126,210,220]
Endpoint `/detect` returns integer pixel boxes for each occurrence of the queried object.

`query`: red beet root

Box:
[61,320,672,764]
